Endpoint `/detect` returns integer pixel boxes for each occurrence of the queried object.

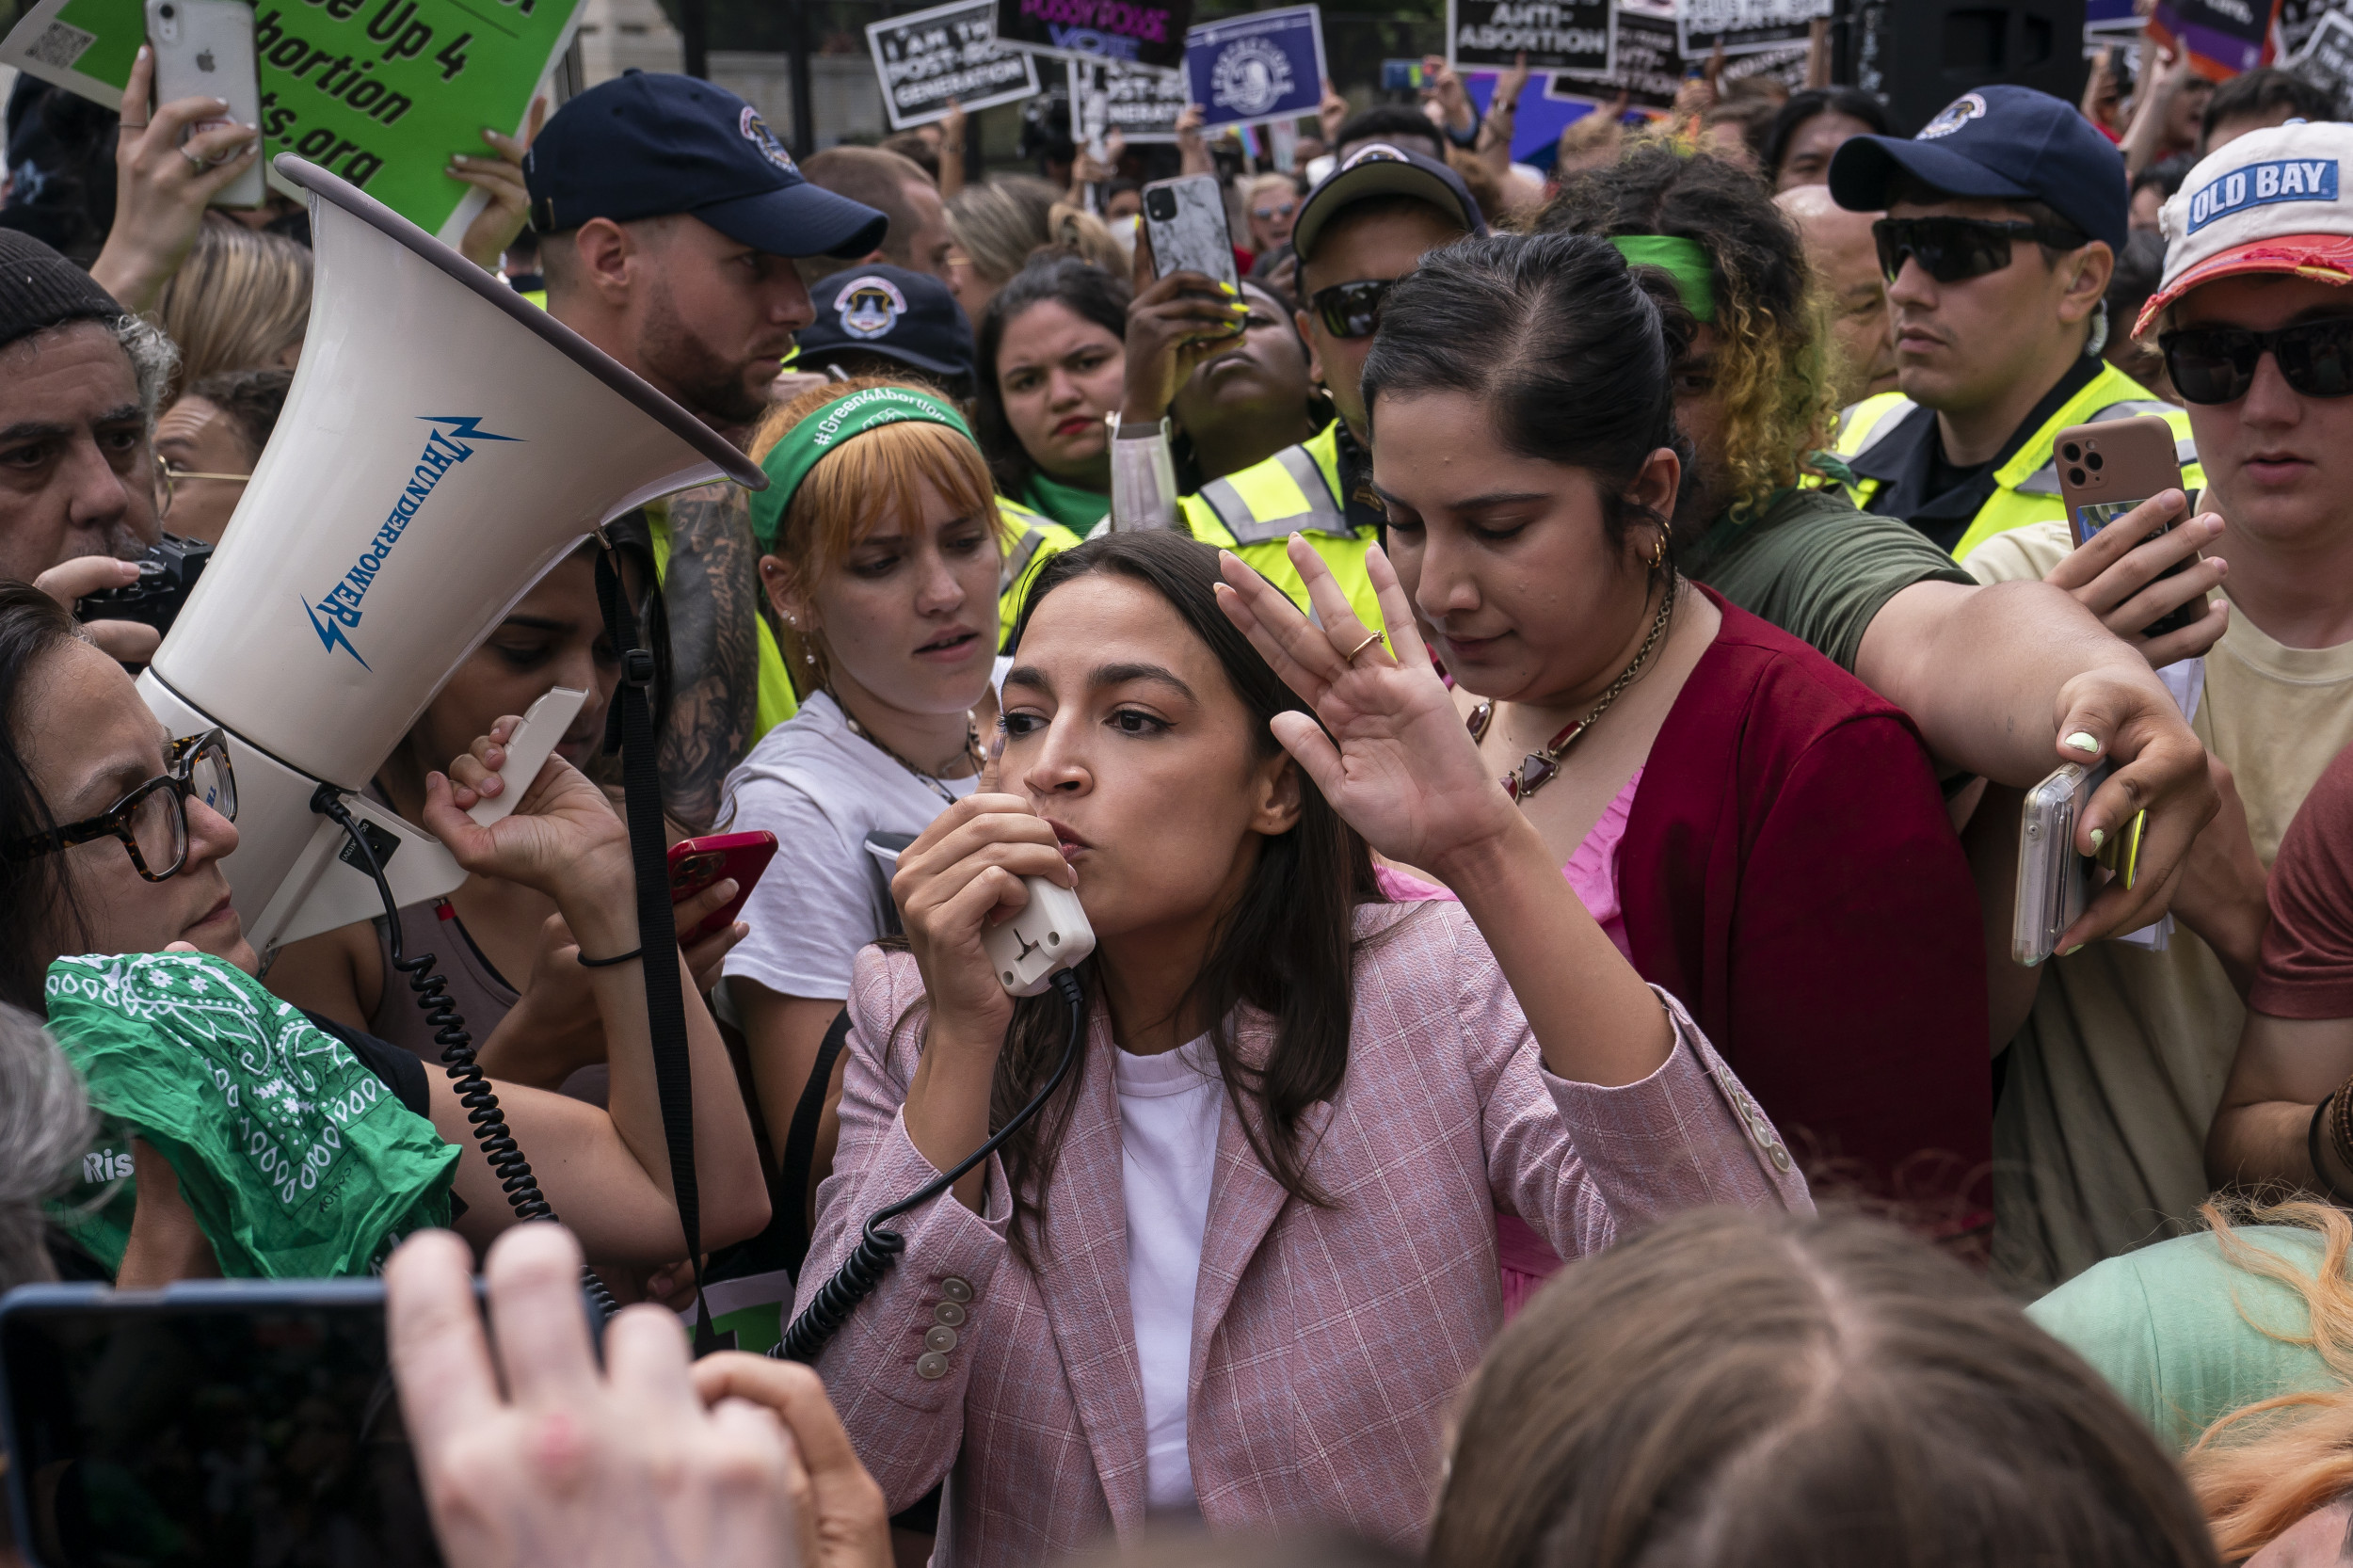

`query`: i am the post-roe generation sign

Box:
[994,0,1193,70]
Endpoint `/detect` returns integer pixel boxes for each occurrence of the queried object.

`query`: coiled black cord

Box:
[312,787,617,1320]
[774,967,1087,1365]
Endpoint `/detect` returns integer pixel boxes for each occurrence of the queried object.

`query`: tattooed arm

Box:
[658,483,762,832]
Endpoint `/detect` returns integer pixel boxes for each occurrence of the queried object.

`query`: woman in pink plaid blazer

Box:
[795,524,1810,1564]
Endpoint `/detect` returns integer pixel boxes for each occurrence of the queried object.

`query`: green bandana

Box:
[748,385,975,552]
[43,952,457,1278]
[1611,234,1719,323]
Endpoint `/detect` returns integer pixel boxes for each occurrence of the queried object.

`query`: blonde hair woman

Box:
[149,215,311,399]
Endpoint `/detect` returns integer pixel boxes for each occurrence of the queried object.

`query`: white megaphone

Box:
[139,154,764,957]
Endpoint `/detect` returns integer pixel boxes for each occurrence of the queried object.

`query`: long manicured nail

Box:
[2064,731,2101,754]
[1217,280,1238,296]
[2089,827,2105,851]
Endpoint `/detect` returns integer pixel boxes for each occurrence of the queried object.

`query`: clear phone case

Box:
[2013,760,2105,967]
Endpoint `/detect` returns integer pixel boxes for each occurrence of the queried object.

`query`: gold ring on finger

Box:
[1342,631,1383,663]
[179,144,209,168]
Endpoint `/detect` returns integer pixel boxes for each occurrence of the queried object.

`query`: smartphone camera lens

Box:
[2068,467,2088,487]
[2061,442,2081,462]
[1144,189,1176,222]
[2086,451,2104,472]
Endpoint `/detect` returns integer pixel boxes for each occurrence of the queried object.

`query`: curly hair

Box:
[1532,141,1841,520]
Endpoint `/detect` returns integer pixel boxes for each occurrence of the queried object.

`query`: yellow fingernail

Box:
[2089,827,2105,851]
[2063,944,2085,957]
[1218,281,1238,295]
[2064,731,2101,754]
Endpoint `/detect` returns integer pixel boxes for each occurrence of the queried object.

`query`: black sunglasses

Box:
[2159,318,2353,405]
[1872,216,2089,285]
[1309,279,1395,340]
[3,729,237,882]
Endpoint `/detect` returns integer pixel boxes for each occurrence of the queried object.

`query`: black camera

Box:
[1144,186,1178,223]
[75,532,213,634]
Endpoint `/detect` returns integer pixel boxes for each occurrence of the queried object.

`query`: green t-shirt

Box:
[1019,472,1112,536]
[1684,486,1977,675]
[2026,1225,2342,1453]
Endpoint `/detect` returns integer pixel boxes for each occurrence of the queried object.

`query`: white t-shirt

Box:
[718,688,979,1003]
[1114,1035,1222,1514]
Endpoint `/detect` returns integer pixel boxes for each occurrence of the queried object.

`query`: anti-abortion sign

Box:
[1549,7,1676,106]
[994,0,1192,70]
[1448,0,1612,73]
[2293,8,2353,105]
[1076,57,1189,141]
[1185,5,1322,131]
[1676,0,1834,58]
[2148,0,2285,79]
[0,0,582,245]
[868,0,1040,131]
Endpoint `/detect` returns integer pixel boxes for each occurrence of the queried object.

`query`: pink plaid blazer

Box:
[799,902,1811,1566]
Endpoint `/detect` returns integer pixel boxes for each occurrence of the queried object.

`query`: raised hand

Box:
[1213,536,1518,880]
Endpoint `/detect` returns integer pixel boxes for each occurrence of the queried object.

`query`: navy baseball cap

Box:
[796,265,975,383]
[524,72,887,259]
[1829,85,2129,254]
[1291,143,1486,264]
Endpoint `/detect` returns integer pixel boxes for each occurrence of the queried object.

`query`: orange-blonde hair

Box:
[2185,1195,2353,1561]
[747,375,1001,694]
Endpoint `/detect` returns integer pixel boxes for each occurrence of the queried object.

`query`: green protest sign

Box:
[0,0,581,243]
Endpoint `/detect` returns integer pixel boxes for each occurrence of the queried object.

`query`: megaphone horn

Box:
[139,153,766,957]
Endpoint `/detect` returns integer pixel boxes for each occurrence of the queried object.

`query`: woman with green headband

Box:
[715,377,1026,1324]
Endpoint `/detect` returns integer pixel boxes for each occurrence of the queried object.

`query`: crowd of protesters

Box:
[10,15,2353,1566]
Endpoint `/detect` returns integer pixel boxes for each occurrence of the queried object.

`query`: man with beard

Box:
[524,74,885,827]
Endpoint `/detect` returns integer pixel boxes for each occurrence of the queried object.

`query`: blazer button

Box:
[1769,1144,1793,1173]
[916,1351,950,1381]
[925,1325,959,1353]
[940,1276,974,1304]
[934,1301,967,1328]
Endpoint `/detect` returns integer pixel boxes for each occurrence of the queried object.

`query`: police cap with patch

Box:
[796,264,976,383]
[1829,83,2128,254]
[524,71,886,259]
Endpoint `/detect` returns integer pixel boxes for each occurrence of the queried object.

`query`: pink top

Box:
[1371,765,1643,964]
[1371,766,1646,1315]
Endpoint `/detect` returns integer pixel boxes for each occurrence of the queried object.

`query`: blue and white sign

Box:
[1185,5,1325,131]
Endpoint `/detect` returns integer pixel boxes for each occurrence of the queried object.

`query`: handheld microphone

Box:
[774,876,1094,1365]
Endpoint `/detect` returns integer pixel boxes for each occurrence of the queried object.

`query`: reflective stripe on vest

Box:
[1193,432,1352,544]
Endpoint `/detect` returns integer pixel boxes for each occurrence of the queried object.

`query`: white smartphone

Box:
[144,0,263,208]
[1141,172,1240,295]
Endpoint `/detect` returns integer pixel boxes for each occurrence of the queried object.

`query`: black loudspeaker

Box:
[1846,0,2090,134]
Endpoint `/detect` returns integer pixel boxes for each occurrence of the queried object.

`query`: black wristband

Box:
[577,945,645,968]
[2311,1095,2353,1204]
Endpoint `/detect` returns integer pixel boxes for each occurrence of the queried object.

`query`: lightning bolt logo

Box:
[305,600,370,667]
[418,415,521,443]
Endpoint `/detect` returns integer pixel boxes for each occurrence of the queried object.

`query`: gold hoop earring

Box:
[1646,519,1672,572]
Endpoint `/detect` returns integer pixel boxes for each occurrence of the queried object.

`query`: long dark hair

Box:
[0,583,94,1013]
[989,531,1382,1261]
[973,253,1131,497]
[1361,231,1689,550]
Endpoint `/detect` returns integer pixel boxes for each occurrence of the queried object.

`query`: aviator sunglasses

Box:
[1309,278,1395,340]
[1872,215,2089,284]
[2159,318,2353,405]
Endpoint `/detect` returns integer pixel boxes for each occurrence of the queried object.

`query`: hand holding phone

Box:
[143,0,264,208]
[667,830,777,942]
[2054,416,2209,642]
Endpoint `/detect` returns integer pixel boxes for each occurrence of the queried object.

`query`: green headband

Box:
[749,385,974,551]
[1611,234,1718,323]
